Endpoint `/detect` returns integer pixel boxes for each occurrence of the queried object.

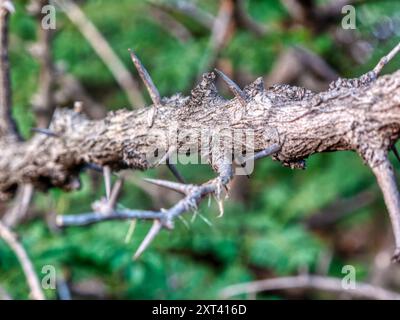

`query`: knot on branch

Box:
[188,72,220,106]
[328,71,376,90]
[243,77,265,98]
[267,84,315,103]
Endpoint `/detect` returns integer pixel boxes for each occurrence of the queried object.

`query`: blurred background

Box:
[1,0,400,300]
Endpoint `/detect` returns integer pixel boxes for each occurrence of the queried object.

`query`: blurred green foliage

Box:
[1,0,400,299]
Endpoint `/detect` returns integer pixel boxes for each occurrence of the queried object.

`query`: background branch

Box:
[0,221,44,300]
[0,0,20,140]
[220,274,400,300]
[55,0,145,108]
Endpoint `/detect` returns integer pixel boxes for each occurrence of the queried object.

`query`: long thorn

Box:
[243,143,281,163]
[129,49,162,107]
[392,146,400,164]
[109,178,124,209]
[178,215,190,230]
[133,220,162,260]
[199,213,213,227]
[31,128,59,137]
[215,68,248,107]
[103,165,111,201]
[143,178,189,194]
[166,159,186,183]
[373,42,400,76]
[124,220,137,244]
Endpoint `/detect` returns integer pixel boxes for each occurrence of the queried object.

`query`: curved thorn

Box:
[143,178,189,194]
[133,220,162,260]
[215,68,248,107]
[129,49,162,107]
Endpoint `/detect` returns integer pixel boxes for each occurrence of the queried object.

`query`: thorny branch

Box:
[0,1,400,261]
[0,42,400,259]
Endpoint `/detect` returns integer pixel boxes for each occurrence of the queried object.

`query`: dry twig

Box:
[220,274,400,300]
[0,221,45,300]
[54,0,145,108]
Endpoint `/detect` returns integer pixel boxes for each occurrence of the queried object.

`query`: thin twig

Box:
[198,0,234,76]
[27,0,56,128]
[3,183,34,227]
[0,0,20,140]
[149,7,192,43]
[54,0,145,108]
[220,274,400,300]
[0,285,12,300]
[370,156,400,262]
[0,221,45,300]
[373,42,400,76]
[149,0,215,30]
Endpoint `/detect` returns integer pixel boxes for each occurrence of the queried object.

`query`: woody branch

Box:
[0,1,400,260]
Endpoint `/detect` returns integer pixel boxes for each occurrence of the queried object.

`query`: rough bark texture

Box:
[0,70,399,200]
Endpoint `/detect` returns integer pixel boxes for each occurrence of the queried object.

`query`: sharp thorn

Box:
[199,213,213,227]
[124,219,137,244]
[74,101,83,113]
[253,144,281,161]
[109,178,124,209]
[166,160,186,183]
[129,49,162,107]
[243,144,281,163]
[216,198,224,218]
[215,68,248,107]
[191,210,198,223]
[31,128,59,137]
[103,166,112,201]
[133,220,162,260]
[147,107,156,127]
[178,215,190,230]
[392,146,400,164]
[143,178,189,194]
